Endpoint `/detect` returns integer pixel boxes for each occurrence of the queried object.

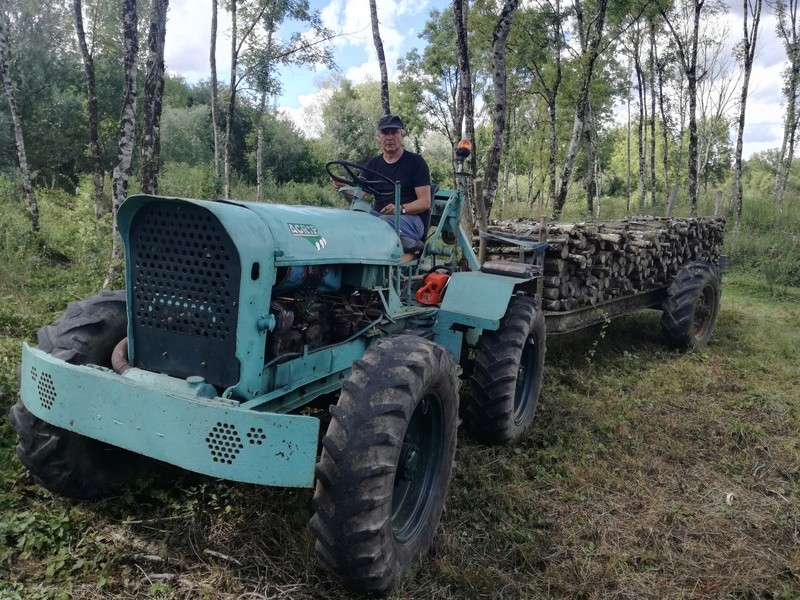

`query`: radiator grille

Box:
[129,202,241,388]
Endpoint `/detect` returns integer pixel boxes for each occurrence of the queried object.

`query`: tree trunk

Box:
[649,20,657,208]
[687,70,699,215]
[584,104,597,217]
[553,0,608,217]
[256,26,275,203]
[105,0,138,288]
[0,17,39,231]
[544,1,563,208]
[140,0,169,195]
[481,0,520,219]
[733,0,761,227]
[454,0,477,228]
[626,58,631,212]
[656,40,671,195]
[635,47,647,210]
[662,0,704,215]
[225,0,238,200]
[774,0,800,205]
[73,0,106,224]
[369,0,390,114]
[210,0,221,181]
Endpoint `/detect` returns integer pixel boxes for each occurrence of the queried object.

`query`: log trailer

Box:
[10,142,723,594]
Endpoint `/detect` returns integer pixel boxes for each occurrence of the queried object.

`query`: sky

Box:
[162,0,790,159]
[163,0,446,133]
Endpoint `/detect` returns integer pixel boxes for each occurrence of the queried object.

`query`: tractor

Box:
[10,141,549,593]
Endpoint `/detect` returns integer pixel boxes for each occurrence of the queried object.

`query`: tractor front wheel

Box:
[9,290,150,500]
[463,294,546,445]
[310,335,459,594]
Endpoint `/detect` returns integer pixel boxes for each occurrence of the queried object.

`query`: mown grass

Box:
[1,184,799,599]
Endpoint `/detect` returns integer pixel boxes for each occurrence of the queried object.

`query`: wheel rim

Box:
[514,336,539,425]
[392,391,445,544]
[692,285,716,340]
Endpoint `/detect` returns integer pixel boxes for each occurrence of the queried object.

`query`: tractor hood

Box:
[118,194,403,266]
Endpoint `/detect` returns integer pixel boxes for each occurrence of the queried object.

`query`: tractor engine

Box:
[268,265,383,361]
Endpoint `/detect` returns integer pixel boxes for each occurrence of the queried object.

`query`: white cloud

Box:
[164,0,232,83]
[278,88,334,139]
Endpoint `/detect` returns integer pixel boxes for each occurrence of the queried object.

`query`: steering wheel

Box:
[326,160,397,198]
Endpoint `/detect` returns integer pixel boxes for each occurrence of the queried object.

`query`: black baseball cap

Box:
[377,114,405,130]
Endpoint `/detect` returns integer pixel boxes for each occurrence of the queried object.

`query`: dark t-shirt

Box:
[363,150,431,213]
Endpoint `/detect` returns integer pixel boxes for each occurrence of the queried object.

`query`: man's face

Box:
[379,128,402,154]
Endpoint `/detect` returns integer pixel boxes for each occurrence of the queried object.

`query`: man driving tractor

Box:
[331,114,431,253]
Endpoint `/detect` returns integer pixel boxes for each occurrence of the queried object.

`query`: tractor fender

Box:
[432,271,532,357]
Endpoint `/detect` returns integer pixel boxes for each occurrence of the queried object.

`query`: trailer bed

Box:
[543,287,668,334]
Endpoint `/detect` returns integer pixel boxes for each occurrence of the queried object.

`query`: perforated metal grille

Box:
[247,427,267,445]
[206,422,243,464]
[37,372,56,410]
[129,202,241,388]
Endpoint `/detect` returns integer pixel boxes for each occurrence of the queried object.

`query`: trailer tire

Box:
[9,290,149,500]
[463,294,546,445]
[660,261,721,349]
[310,335,459,594]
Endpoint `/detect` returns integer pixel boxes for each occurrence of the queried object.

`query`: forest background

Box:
[0,0,799,598]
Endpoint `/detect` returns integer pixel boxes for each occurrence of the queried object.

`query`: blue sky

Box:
[163,0,789,157]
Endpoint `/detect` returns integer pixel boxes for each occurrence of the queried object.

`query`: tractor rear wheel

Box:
[9,290,149,500]
[310,335,459,594]
[660,261,721,349]
[463,294,546,445]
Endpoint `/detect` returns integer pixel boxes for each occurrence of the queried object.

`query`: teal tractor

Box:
[10,143,548,593]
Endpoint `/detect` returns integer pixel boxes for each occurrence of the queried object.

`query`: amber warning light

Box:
[455,139,472,159]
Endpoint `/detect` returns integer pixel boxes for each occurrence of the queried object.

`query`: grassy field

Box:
[0,191,799,599]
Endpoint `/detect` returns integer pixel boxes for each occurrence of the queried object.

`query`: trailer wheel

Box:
[463,294,546,445]
[310,335,459,594]
[9,290,149,500]
[660,261,721,349]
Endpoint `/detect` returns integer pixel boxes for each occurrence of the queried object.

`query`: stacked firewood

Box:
[477,217,725,312]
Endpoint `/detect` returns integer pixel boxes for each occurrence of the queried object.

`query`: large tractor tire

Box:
[463,294,546,445]
[9,290,149,500]
[310,335,459,594]
[660,261,721,349]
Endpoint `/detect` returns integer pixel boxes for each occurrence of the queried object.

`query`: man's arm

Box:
[379,185,431,215]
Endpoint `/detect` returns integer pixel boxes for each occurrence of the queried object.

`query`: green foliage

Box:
[160,106,214,167]
[158,162,221,199]
[319,78,385,164]
[246,112,324,184]
[724,192,800,288]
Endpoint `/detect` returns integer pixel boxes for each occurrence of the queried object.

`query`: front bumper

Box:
[20,344,320,488]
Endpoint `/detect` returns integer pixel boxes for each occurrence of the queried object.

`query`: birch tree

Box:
[242,0,332,201]
[454,0,477,187]
[74,0,106,223]
[210,0,221,180]
[482,0,521,218]
[732,0,762,225]
[516,0,564,207]
[0,15,38,231]
[774,0,800,204]
[370,0,390,114]
[552,0,608,217]
[660,0,726,214]
[140,0,169,195]
[105,0,138,288]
